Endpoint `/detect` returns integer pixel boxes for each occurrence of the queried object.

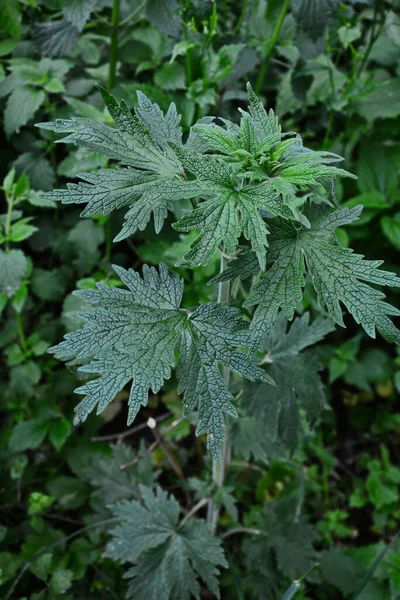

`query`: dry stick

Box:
[221,527,262,540]
[179,498,210,528]
[91,411,170,442]
[120,417,185,469]
[149,426,186,482]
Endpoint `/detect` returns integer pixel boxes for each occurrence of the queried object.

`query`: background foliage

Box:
[1,0,400,598]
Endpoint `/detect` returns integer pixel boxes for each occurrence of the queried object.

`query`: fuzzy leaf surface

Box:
[246,204,400,344]
[48,264,269,458]
[105,486,227,600]
[245,313,333,453]
[173,148,294,269]
[244,497,318,598]
[37,90,197,239]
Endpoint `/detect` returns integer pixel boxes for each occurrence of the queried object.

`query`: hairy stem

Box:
[255,0,289,94]
[207,252,231,532]
[108,0,121,89]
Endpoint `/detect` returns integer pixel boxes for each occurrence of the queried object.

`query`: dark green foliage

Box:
[105,486,227,599]
[1,1,400,599]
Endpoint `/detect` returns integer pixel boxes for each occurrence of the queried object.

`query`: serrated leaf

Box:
[244,497,318,597]
[246,313,331,453]
[84,444,155,505]
[49,264,268,458]
[32,20,79,57]
[44,168,200,240]
[38,90,196,239]
[178,304,272,458]
[63,0,95,30]
[105,486,227,600]
[4,86,45,136]
[173,149,293,269]
[247,204,400,344]
[296,0,340,40]
[0,249,27,297]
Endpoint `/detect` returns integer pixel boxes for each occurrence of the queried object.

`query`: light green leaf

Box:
[10,218,38,242]
[63,0,95,30]
[0,249,27,297]
[4,85,45,136]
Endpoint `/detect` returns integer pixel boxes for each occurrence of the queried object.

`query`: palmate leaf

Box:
[37,89,198,240]
[244,497,318,599]
[49,264,270,459]
[173,148,294,269]
[245,203,400,345]
[193,83,355,211]
[245,313,334,454]
[105,486,227,600]
[232,312,334,459]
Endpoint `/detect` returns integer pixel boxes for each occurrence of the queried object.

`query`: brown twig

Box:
[91,411,170,442]
[120,417,185,469]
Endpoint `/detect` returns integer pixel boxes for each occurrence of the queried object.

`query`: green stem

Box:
[342,0,383,100]
[108,0,121,90]
[5,192,14,251]
[207,252,231,533]
[233,0,249,36]
[255,0,289,94]
[15,312,28,353]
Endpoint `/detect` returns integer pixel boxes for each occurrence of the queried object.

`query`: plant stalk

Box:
[5,192,14,251]
[255,0,289,94]
[108,0,121,90]
[207,252,231,533]
[15,312,28,353]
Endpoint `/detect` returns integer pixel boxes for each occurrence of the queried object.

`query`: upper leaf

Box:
[245,204,400,344]
[105,486,227,600]
[172,148,294,269]
[37,89,198,240]
[48,264,270,459]
[295,0,340,41]
[193,83,355,211]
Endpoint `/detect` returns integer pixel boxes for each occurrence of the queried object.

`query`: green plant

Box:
[2,1,400,598]
[28,82,399,597]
